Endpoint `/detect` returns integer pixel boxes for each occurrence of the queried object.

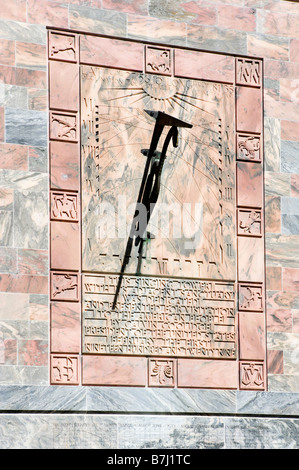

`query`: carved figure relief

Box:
[240,361,264,389]
[49,32,77,62]
[51,272,79,301]
[149,359,175,387]
[237,134,260,161]
[51,192,78,221]
[51,355,79,384]
[239,284,263,311]
[238,209,262,236]
[145,46,172,75]
[50,112,77,142]
[236,59,261,86]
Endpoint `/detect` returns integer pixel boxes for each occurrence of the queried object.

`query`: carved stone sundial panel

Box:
[81,67,236,280]
[81,67,237,359]
[48,31,266,389]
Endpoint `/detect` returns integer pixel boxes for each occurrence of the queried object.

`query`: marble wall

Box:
[0,0,298,396]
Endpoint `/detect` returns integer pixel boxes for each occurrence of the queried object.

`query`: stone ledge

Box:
[0,385,299,416]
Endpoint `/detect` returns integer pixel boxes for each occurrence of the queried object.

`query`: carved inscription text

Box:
[83,274,236,359]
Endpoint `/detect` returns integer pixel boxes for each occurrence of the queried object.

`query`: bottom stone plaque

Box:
[82,274,236,359]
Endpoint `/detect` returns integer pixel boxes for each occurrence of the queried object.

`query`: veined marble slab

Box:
[0,412,298,449]
[1,386,299,416]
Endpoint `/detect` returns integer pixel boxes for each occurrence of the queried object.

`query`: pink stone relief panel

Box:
[49,30,81,384]
[47,32,266,390]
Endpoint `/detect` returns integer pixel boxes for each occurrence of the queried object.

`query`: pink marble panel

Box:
[49,61,79,112]
[239,283,263,312]
[266,308,292,332]
[50,271,79,302]
[239,312,266,360]
[51,354,79,385]
[145,45,172,76]
[51,301,81,353]
[177,359,238,389]
[174,49,235,83]
[267,350,283,374]
[18,339,48,366]
[0,274,48,294]
[236,58,262,87]
[238,237,264,283]
[50,141,80,191]
[148,359,176,387]
[237,133,261,162]
[239,361,265,390]
[50,191,79,222]
[50,111,78,142]
[237,208,262,236]
[236,86,262,133]
[48,30,78,62]
[50,221,80,271]
[80,35,143,71]
[82,355,147,386]
[237,162,263,207]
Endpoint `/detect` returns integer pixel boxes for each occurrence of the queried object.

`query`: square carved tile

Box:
[50,111,78,142]
[239,361,265,390]
[236,58,261,87]
[237,133,261,162]
[50,191,79,222]
[148,359,176,387]
[145,45,172,75]
[51,354,79,385]
[238,283,263,312]
[50,271,80,301]
[238,208,262,236]
[48,31,78,62]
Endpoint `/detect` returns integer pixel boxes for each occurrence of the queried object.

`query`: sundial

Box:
[81,66,236,358]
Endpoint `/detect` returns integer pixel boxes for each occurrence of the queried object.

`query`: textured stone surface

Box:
[14,190,48,249]
[5,108,47,147]
[0,0,297,401]
[0,387,298,448]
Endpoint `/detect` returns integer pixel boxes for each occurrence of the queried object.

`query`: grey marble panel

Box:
[0,385,86,411]
[282,197,299,215]
[265,172,290,197]
[0,414,118,449]
[1,412,298,449]
[0,365,48,386]
[236,391,299,416]
[0,19,46,44]
[2,386,299,416]
[149,0,203,23]
[117,415,224,449]
[14,189,48,249]
[281,141,299,174]
[87,388,236,414]
[4,85,27,109]
[282,214,299,235]
[0,211,13,246]
[264,116,280,172]
[187,26,247,55]
[0,247,17,272]
[0,170,48,191]
[268,374,299,393]
[69,5,126,37]
[266,233,299,268]
[224,416,299,449]
[28,147,48,173]
[0,320,30,340]
[5,108,47,147]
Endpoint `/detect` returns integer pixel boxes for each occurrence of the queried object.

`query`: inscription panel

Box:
[82,274,236,359]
